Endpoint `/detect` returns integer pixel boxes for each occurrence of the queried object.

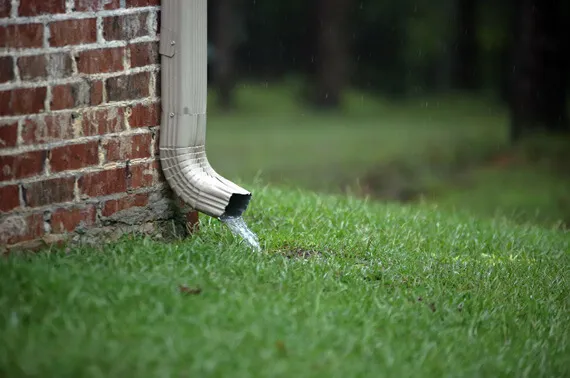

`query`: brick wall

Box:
[0,0,197,252]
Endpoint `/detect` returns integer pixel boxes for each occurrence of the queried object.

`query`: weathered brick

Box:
[0,151,45,181]
[46,53,74,79]
[129,42,159,68]
[23,176,75,207]
[0,56,13,83]
[82,107,125,136]
[50,141,99,173]
[49,18,97,47]
[90,80,104,106]
[0,87,47,116]
[0,122,18,148]
[0,212,44,245]
[0,0,10,17]
[51,81,90,111]
[51,206,96,233]
[17,55,46,81]
[0,185,20,212]
[19,0,65,16]
[0,24,43,48]
[77,47,125,74]
[79,167,127,197]
[103,132,152,162]
[103,12,150,41]
[19,53,73,81]
[128,160,159,189]
[75,0,120,11]
[22,113,74,145]
[152,131,159,156]
[126,0,159,6]
[102,192,149,217]
[106,71,150,102]
[129,102,159,128]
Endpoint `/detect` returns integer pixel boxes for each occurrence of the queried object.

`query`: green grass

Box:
[1,185,569,377]
[206,82,508,190]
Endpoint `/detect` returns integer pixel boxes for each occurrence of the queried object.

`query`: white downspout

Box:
[159,0,251,219]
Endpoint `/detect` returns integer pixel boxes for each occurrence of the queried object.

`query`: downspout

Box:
[159,0,251,219]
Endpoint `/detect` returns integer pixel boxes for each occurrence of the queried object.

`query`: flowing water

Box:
[220,215,261,252]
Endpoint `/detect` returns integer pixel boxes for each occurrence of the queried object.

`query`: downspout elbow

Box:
[159,0,251,219]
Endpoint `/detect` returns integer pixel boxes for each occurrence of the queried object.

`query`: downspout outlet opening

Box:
[222,193,252,218]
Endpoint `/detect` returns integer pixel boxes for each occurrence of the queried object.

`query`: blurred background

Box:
[203,0,569,228]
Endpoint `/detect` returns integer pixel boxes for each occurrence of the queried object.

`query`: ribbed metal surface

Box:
[159,0,251,218]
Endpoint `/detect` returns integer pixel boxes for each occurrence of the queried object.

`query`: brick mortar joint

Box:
[0,6,161,26]
[1,182,171,219]
[1,128,159,157]
[0,96,161,123]
[0,37,160,58]
[0,64,160,91]
[0,156,160,187]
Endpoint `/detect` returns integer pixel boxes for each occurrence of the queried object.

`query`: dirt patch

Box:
[280,247,323,259]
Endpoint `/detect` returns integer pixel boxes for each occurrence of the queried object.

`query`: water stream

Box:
[220,215,261,252]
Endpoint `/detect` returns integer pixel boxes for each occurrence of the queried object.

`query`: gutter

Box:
[158,0,252,219]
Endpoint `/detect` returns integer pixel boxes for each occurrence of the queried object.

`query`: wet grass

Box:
[1,184,569,377]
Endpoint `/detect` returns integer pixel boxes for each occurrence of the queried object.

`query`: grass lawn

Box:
[1,185,569,377]
[205,82,570,227]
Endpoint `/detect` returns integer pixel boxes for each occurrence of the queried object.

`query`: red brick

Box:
[126,0,159,6]
[50,141,99,173]
[77,47,125,74]
[22,113,74,145]
[19,0,65,16]
[0,122,18,148]
[129,42,159,68]
[75,0,119,11]
[0,57,13,83]
[0,24,43,48]
[186,210,199,233]
[0,0,10,17]
[0,151,46,181]
[0,185,20,212]
[0,87,46,116]
[51,206,96,233]
[79,167,127,197]
[23,176,75,207]
[106,71,150,102]
[90,80,104,106]
[18,55,46,81]
[51,81,90,111]
[82,107,125,136]
[129,102,159,128]
[103,132,152,162]
[0,212,44,245]
[18,53,73,81]
[103,12,150,41]
[128,161,159,189]
[103,0,122,9]
[102,192,149,217]
[49,18,97,47]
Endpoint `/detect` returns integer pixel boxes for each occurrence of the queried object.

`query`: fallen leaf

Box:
[179,285,202,295]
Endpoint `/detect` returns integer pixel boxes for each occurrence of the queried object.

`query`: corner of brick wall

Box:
[0,0,198,253]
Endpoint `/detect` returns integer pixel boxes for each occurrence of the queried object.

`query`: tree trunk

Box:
[213,0,239,111]
[312,0,350,108]
[509,0,569,140]
[452,0,479,90]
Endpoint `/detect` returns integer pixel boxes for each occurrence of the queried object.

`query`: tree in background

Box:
[509,0,568,140]
[452,0,479,90]
[212,0,244,111]
[310,0,351,108]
